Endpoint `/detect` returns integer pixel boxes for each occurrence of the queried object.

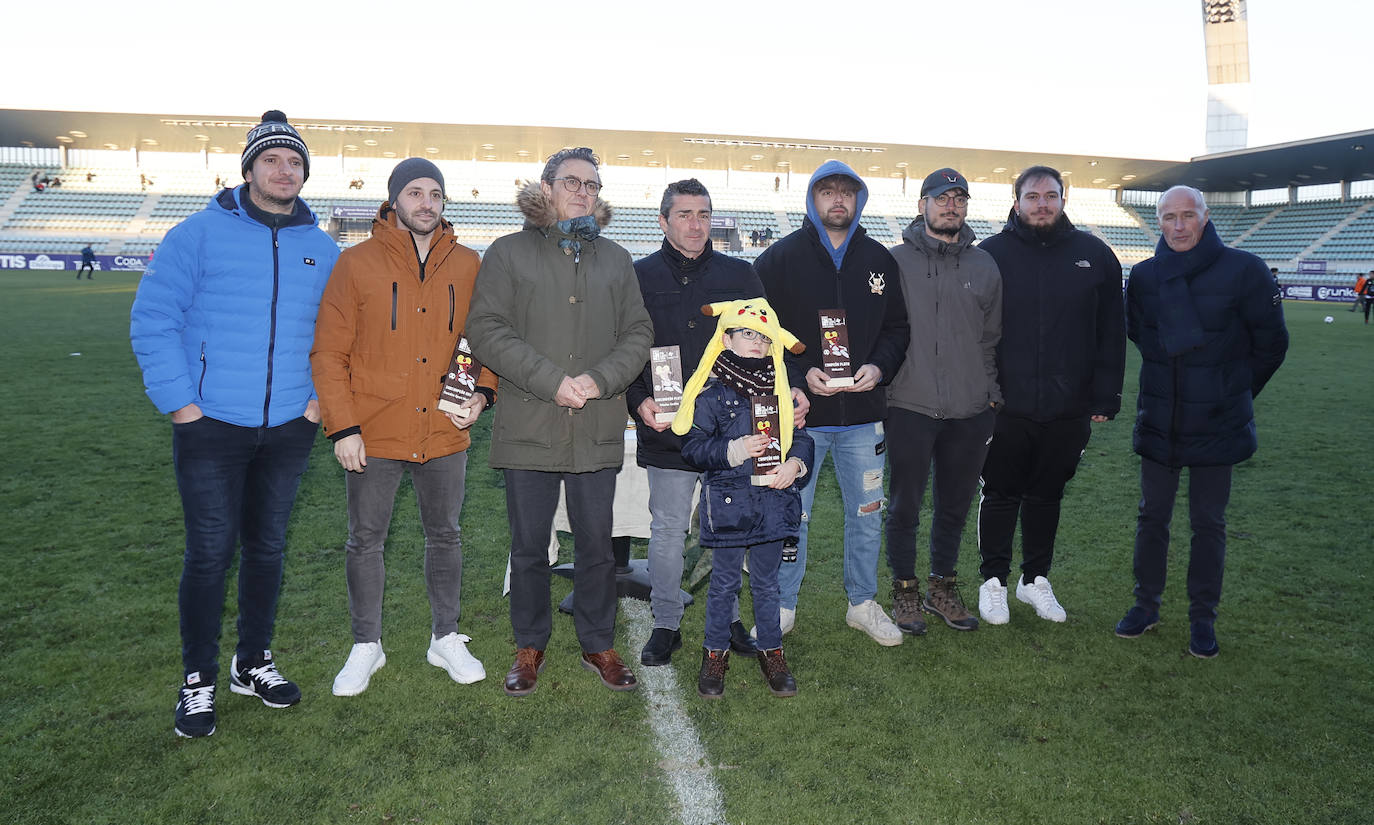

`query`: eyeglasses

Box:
[553,176,602,196]
[728,328,772,344]
[931,193,969,207]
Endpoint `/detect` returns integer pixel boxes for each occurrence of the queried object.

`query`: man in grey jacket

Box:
[885,168,1002,635]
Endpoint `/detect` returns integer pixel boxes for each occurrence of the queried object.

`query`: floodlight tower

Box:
[1202,0,1251,153]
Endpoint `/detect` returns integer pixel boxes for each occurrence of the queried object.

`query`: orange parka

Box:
[312,205,497,462]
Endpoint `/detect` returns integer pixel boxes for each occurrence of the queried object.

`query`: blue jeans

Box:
[1133,458,1233,622]
[172,415,318,679]
[706,541,782,650]
[777,423,886,610]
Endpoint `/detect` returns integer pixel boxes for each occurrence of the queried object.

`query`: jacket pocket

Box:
[496,395,555,449]
[704,480,752,535]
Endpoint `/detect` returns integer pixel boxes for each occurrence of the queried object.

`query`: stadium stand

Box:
[2,158,1371,283]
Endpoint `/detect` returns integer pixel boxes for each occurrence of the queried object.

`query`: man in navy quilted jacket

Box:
[131,111,338,737]
[1114,185,1287,659]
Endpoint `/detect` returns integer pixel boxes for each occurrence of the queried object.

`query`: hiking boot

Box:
[1016,575,1067,622]
[428,633,486,684]
[1189,621,1220,659]
[174,672,216,738]
[230,651,301,708]
[332,641,386,697]
[697,649,729,699]
[978,578,1010,625]
[756,647,797,697]
[845,599,903,646]
[891,578,927,636]
[1114,606,1160,638]
[640,627,683,667]
[923,575,979,631]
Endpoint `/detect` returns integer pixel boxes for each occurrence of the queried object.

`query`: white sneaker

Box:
[751,606,796,640]
[427,633,486,684]
[1016,575,1067,622]
[333,641,386,697]
[979,578,1010,625]
[845,599,903,646]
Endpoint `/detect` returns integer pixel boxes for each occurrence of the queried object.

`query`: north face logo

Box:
[1075,260,1091,268]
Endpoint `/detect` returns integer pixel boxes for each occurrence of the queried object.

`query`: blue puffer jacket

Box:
[680,380,815,547]
[131,186,339,427]
[1126,222,1287,467]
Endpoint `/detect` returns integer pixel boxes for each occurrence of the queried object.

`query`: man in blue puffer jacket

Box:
[1114,185,1287,659]
[131,111,339,738]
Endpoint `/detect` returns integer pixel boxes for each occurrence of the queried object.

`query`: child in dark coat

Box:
[674,298,814,698]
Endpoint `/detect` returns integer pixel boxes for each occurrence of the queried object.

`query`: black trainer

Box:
[174,672,216,738]
[728,620,758,655]
[640,627,682,666]
[230,650,301,708]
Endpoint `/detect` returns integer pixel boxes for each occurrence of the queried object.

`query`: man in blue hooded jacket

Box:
[131,111,339,737]
[753,161,909,646]
[1115,185,1287,658]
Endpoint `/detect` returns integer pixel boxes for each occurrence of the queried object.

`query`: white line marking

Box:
[622,598,727,825]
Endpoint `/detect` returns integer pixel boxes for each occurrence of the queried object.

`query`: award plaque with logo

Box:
[818,309,854,387]
[437,335,482,419]
[750,394,783,486]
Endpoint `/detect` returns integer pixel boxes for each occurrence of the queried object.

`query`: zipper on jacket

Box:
[197,341,207,398]
[448,284,455,333]
[391,282,398,331]
[261,228,281,428]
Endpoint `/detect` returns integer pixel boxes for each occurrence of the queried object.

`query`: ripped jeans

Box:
[776,422,886,609]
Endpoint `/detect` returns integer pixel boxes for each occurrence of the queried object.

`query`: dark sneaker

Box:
[923,575,979,631]
[1188,621,1219,659]
[891,578,927,635]
[728,620,758,655]
[174,672,216,738]
[1114,606,1160,638]
[230,651,301,708]
[697,649,729,699]
[756,647,797,697]
[640,627,682,667]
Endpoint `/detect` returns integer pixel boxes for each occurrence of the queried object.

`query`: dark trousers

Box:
[504,468,618,653]
[706,540,783,651]
[885,407,996,579]
[978,414,1092,586]
[77,262,93,279]
[172,415,318,679]
[1133,458,1233,622]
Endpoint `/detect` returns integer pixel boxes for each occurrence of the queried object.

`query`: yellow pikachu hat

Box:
[671,297,806,456]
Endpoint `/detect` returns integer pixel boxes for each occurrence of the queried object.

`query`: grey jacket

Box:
[886,218,1002,420]
[466,183,652,472]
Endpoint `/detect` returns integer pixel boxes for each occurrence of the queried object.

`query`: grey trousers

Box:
[344,451,468,643]
[646,466,737,630]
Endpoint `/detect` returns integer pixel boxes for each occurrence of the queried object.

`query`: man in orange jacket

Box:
[312,158,496,696]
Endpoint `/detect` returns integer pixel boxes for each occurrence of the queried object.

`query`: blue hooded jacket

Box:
[130,185,339,427]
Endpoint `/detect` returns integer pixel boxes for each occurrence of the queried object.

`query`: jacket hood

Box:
[1002,205,1077,245]
[805,160,868,270]
[214,184,318,228]
[516,180,612,230]
[901,216,976,258]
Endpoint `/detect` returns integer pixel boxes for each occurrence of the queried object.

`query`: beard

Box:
[820,210,853,232]
[397,205,440,236]
[925,213,965,239]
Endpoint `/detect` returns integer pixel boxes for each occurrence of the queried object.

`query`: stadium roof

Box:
[3,109,1372,195]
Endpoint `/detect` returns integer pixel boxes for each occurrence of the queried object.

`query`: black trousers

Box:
[1133,458,1233,622]
[505,467,618,653]
[885,407,995,580]
[978,414,1092,585]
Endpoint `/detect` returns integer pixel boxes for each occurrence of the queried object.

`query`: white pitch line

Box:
[622,598,728,825]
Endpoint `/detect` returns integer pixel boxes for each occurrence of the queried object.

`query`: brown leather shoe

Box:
[757,647,797,697]
[503,647,545,697]
[580,649,638,692]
